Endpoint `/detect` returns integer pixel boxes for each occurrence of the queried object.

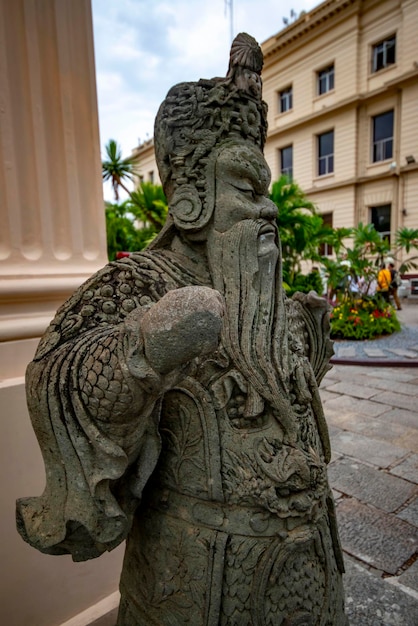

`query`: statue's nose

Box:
[260,201,278,221]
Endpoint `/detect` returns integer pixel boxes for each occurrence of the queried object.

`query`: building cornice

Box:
[132,138,154,158]
[262,0,358,64]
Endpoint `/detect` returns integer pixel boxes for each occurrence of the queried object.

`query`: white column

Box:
[0,3,123,625]
[0,0,108,341]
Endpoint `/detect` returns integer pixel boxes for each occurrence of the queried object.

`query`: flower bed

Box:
[330,298,400,340]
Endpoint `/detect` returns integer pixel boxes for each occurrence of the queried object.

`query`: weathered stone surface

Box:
[324,393,390,417]
[335,346,356,357]
[140,286,224,374]
[390,454,418,482]
[353,367,417,383]
[317,388,339,402]
[344,557,418,625]
[379,408,418,430]
[336,498,418,574]
[360,377,418,397]
[320,371,341,386]
[325,381,379,399]
[397,496,418,526]
[363,348,386,357]
[328,414,418,451]
[374,391,418,412]
[321,407,363,430]
[387,348,418,358]
[328,458,416,512]
[390,429,418,454]
[330,431,408,468]
[398,559,418,592]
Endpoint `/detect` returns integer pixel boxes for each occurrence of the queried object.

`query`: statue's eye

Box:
[234,182,257,199]
[240,188,258,201]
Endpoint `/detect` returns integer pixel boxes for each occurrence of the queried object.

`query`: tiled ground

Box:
[321,364,418,623]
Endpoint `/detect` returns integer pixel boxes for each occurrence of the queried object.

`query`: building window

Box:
[370,204,391,243]
[317,65,334,95]
[280,145,293,178]
[279,86,293,113]
[372,110,393,162]
[148,170,154,183]
[319,212,333,256]
[372,35,396,73]
[317,131,334,176]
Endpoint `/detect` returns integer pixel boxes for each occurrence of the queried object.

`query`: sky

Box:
[91,0,320,198]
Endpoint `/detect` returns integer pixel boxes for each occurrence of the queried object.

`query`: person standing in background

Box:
[388,262,402,310]
[377,263,391,302]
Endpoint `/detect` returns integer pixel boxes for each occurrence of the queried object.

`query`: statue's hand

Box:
[293,290,328,309]
[140,286,225,374]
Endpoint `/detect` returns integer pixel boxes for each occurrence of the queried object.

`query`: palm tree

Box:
[102,139,136,201]
[127,182,168,230]
[270,175,323,285]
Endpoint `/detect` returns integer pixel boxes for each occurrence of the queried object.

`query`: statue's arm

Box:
[17,285,224,561]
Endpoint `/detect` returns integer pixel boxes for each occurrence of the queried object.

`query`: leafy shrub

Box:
[330,297,400,340]
[284,271,324,297]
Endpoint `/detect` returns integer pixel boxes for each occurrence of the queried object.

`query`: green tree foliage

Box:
[102,139,136,201]
[320,223,418,305]
[127,182,168,229]
[270,175,325,294]
[270,174,418,339]
[102,140,168,260]
[104,202,156,261]
[394,228,418,270]
[104,184,168,261]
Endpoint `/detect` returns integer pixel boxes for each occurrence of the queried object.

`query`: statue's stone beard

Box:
[207,219,294,431]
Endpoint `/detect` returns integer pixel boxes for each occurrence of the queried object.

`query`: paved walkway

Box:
[331,299,418,365]
[321,362,418,624]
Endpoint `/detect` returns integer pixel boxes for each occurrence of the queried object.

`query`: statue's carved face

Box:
[213,143,278,255]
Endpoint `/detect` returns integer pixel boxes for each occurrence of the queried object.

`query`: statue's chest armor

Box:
[153,373,327,517]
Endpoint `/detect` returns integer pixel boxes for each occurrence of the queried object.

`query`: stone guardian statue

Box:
[17,33,347,625]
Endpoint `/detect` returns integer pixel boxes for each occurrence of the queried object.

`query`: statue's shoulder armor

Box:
[34,252,177,361]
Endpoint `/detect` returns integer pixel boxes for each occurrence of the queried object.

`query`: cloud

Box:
[92,0,320,158]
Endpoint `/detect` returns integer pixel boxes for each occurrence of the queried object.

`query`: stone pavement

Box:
[321,363,418,625]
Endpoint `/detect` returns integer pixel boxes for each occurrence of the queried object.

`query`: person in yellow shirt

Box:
[377,264,391,302]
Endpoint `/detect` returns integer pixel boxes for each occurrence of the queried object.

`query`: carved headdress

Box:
[153,33,268,236]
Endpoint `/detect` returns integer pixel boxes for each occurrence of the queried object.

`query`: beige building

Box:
[132,0,418,271]
[132,138,160,186]
[262,0,418,266]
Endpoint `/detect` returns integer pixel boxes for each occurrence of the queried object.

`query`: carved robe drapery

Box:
[17,250,345,624]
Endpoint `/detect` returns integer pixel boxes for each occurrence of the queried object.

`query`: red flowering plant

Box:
[313,222,418,339]
[330,297,400,340]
